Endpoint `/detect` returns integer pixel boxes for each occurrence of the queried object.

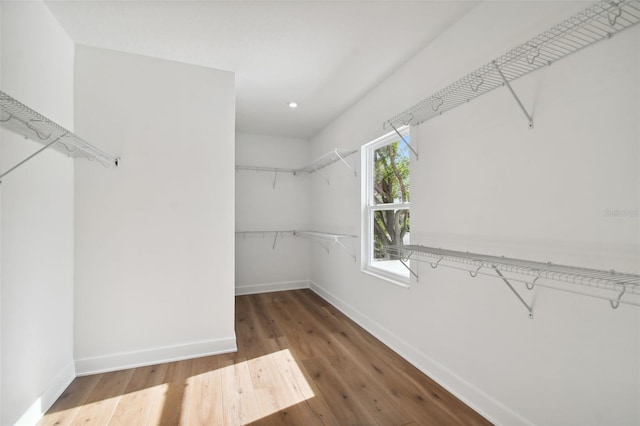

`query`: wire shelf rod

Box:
[0,91,119,171]
[384,0,640,129]
[235,230,296,236]
[237,148,357,186]
[235,165,297,174]
[294,231,358,261]
[386,245,640,296]
[409,260,640,308]
[294,149,358,177]
[236,230,297,249]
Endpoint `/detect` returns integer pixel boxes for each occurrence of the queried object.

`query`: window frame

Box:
[360,126,411,287]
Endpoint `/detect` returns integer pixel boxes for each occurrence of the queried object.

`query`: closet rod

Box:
[386,245,640,316]
[384,0,640,129]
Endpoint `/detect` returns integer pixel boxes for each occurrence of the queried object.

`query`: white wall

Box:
[74,46,236,374]
[309,2,639,425]
[235,133,311,294]
[0,2,76,424]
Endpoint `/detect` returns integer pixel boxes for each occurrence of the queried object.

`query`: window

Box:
[361,127,411,286]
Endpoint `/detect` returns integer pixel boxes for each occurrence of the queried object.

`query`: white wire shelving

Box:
[294,231,358,262]
[0,91,119,181]
[293,149,358,184]
[236,230,358,261]
[384,0,640,132]
[385,245,640,318]
[235,166,297,189]
[236,148,357,188]
[235,230,296,249]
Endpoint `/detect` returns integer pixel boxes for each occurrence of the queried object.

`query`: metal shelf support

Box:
[492,267,534,318]
[398,256,419,282]
[294,149,358,185]
[236,230,357,260]
[0,91,119,179]
[235,166,297,190]
[494,62,534,129]
[0,135,62,182]
[384,0,640,130]
[389,121,419,160]
[294,231,358,262]
[236,148,357,188]
[385,244,640,316]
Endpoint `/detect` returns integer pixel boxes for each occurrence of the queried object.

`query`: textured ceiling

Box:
[45,1,477,139]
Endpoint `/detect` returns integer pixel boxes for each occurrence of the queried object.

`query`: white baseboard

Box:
[75,336,237,376]
[14,361,76,426]
[309,281,531,426]
[235,280,310,296]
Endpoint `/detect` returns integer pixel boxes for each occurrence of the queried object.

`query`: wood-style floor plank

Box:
[156,359,193,426]
[302,356,379,425]
[221,359,262,425]
[69,369,134,426]
[185,355,225,426]
[38,374,101,426]
[42,289,492,426]
[109,363,168,426]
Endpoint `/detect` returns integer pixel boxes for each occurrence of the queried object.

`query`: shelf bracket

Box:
[335,151,357,178]
[389,122,418,160]
[0,135,63,183]
[311,163,331,185]
[272,170,278,189]
[494,62,534,129]
[334,238,357,262]
[272,231,279,250]
[399,256,419,282]
[319,241,331,254]
[493,267,534,319]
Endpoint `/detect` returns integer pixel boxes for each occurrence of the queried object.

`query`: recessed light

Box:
[288,101,298,108]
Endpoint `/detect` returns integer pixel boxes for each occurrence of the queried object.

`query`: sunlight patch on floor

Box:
[183,349,314,425]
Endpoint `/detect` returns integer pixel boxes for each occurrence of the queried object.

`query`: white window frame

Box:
[360,126,410,287]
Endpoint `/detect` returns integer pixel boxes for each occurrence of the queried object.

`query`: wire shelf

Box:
[386,245,640,313]
[294,231,358,262]
[236,148,357,187]
[294,149,357,175]
[0,91,119,168]
[384,0,640,129]
[236,230,296,237]
[236,230,358,259]
[235,166,297,174]
[236,230,297,250]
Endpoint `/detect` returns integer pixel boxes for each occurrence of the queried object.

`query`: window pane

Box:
[373,209,410,259]
[373,137,410,205]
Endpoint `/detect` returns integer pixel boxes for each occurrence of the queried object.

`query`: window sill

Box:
[361,267,410,289]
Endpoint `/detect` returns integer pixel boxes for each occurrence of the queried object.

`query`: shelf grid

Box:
[0,91,119,169]
[385,245,640,314]
[294,149,357,176]
[384,0,640,129]
[294,231,358,262]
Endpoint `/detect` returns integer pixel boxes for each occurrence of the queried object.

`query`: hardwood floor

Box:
[39,289,492,425]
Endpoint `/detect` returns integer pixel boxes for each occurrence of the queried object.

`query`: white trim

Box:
[75,336,237,376]
[361,126,412,287]
[369,202,410,211]
[361,267,410,288]
[235,280,311,296]
[14,362,76,426]
[308,281,532,426]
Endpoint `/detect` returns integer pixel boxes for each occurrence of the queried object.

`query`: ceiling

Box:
[45,1,477,139]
